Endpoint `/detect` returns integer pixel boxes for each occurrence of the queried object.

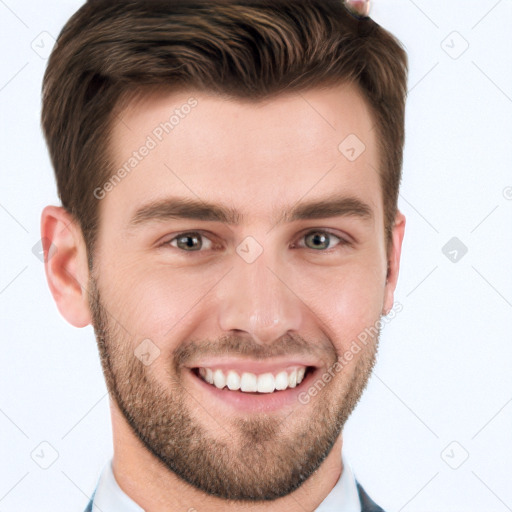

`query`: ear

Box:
[40,205,92,327]
[383,211,406,315]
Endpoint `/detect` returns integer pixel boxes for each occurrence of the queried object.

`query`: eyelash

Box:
[159,229,350,254]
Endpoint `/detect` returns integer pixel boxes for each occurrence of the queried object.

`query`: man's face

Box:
[88,83,396,500]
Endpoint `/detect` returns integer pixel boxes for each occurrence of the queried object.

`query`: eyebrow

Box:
[127,194,373,229]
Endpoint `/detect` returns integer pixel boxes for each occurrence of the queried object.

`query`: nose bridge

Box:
[217,240,302,344]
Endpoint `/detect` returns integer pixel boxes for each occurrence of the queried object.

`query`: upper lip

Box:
[186,356,321,375]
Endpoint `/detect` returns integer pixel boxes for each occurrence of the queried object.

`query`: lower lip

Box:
[187,367,319,413]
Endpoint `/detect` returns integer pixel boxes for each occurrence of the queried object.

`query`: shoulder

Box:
[356,480,386,512]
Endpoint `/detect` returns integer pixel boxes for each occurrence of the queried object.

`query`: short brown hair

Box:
[41,0,408,267]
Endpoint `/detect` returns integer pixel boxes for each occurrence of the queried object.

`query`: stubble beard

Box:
[88,275,379,501]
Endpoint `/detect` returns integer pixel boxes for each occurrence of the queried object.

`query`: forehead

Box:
[102,83,382,228]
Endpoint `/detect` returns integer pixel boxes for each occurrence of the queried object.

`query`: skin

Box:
[42,82,405,512]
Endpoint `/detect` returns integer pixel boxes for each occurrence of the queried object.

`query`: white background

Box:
[1,1,511,511]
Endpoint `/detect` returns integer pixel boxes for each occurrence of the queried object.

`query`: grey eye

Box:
[303,231,340,251]
[170,232,213,251]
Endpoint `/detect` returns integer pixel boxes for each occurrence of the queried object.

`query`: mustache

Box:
[172,333,335,370]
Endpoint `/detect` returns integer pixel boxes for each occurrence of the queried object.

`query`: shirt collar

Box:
[92,459,144,512]
[92,449,361,512]
[315,450,362,512]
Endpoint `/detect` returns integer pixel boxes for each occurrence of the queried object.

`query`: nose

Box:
[216,245,303,345]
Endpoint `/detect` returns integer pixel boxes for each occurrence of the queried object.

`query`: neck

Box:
[109,399,345,512]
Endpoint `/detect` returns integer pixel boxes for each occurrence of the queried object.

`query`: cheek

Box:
[299,261,385,352]
[105,263,217,339]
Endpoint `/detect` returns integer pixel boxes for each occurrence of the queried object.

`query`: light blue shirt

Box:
[91,450,361,511]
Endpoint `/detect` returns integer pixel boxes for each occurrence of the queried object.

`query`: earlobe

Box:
[40,205,92,327]
[383,211,406,315]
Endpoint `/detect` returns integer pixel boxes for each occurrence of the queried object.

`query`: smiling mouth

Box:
[191,365,315,394]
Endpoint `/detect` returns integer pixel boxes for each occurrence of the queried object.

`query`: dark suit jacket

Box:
[84,479,385,511]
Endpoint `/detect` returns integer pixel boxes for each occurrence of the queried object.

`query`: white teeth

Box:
[257,373,275,393]
[275,371,289,390]
[288,369,297,388]
[213,369,226,389]
[240,372,258,392]
[197,366,308,393]
[226,370,241,390]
